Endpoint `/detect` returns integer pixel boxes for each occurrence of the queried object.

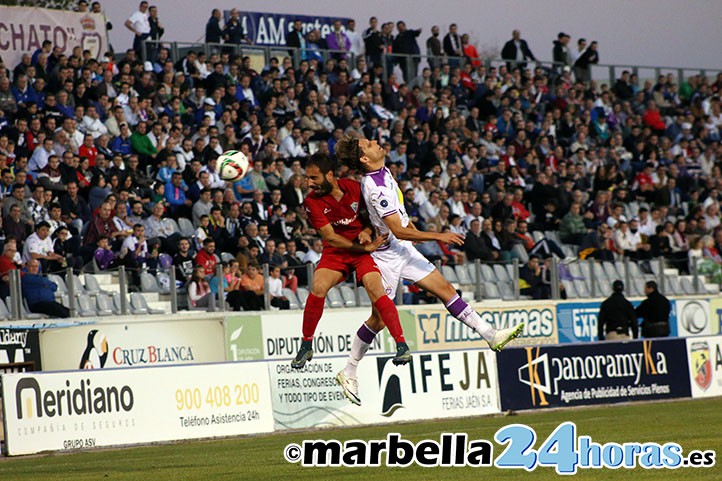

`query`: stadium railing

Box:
[142,39,722,91]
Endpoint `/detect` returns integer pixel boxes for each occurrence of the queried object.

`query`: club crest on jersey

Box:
[380,199,389,208]
[350,202,358,212]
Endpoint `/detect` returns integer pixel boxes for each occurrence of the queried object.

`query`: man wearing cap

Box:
[597,280,638,341]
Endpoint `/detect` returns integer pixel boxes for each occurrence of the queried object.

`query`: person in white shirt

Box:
[125,1,151,56]
[268,265,290,310]
[174,138,194,171]
[302,238,323,265]
[345,19,365,57]
[120,224,149,265]
[330,135,524,405]
[82,105,108,139]
[22,222,63,269]
[28,138,55,173]
[279,128,306,158]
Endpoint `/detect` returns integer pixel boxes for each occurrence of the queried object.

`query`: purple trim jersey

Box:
[361,167,409,249]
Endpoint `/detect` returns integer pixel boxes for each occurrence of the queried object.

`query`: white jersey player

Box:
[332,135,524,406]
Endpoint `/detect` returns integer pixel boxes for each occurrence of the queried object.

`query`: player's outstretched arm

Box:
[383,213,465,246]
[317,224,388,252]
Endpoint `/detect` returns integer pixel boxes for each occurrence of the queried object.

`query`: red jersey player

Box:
[292,153,410,378]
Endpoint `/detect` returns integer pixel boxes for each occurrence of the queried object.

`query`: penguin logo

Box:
[79,330,109,369]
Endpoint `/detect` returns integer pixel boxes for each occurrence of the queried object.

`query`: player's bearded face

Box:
[317,175,333,195]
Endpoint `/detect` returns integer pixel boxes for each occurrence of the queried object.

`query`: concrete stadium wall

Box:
[102,0,722,69]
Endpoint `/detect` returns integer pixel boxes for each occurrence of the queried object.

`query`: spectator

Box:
[519,255,547,299]
[21,259,70,318]
[22,221,64,272]
[240,262,264,310]
[195,237,219,277]
[552,32,572,69]
[187,266,212,308]
[125,1,151,57]
[597,280,638,341]
[205,9,223,45]
[267,265,290,309]
[636,280,671,338]
[442,24,462,66]
[501,29,536,71]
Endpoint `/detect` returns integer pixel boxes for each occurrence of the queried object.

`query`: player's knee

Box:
[310,282,331,298]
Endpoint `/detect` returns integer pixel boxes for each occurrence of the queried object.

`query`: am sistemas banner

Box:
[497,338,691,411]
[225,11,352,46]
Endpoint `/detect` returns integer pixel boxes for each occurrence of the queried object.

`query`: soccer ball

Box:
[215,150,250,182]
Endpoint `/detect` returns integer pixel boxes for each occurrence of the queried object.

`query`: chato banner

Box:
[414,304,558,352]
[270,349,501,430]
[0,7,108,70]
[227,11,352,46]
[1,362,273,456]
[40,318,225,371]
[497,338,691,411]
[687,336,722,399]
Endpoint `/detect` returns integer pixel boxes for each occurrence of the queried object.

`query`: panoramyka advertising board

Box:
[676,299,712,337]
[40,319,225,371]
[686,336,722,398]
[557,300,678,343]
[269,349,501,430]
[260,308,417,361]
[413,304,558,352]
[0,328,42,373]
[497,338,691,411]
[1,362,273,456]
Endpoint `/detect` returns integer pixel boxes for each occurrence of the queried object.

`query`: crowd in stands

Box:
[1,1,722,314]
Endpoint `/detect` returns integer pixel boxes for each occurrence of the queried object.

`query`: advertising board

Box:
[414,305,558,352]
[269,349,501,430]
[497,339,691,411]
[40,319,225,371]
[686,336,722,398]
[0,328,41,374]
[1,362,273,456]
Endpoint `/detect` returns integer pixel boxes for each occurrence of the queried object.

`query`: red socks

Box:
[302,293,325,341]
[373,296,405,343]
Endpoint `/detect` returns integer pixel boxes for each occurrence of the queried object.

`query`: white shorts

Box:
[371,240,436,299]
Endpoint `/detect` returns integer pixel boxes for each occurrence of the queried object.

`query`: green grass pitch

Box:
[0,397,720,480]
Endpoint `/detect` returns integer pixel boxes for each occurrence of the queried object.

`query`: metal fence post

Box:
[550,257,560,300]
[9,269,20,320]
[216,264,226,312]
[658,257,666,295]
[588,259,596,297]
[169,269,178,314]
[624,257,631,295]
[474,259,482,302]
[66,267,77,318]
[692,259,700,294]
[306,263,315,288]
[512,258,520,300]
[352,271,361,307]
[262,263,271,311]
[119,266,129,315]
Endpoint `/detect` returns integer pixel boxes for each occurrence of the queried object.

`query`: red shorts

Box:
[315,248,379,281]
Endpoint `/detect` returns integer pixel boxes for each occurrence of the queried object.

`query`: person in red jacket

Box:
[194,238,218,277]
[642,100,666,133]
